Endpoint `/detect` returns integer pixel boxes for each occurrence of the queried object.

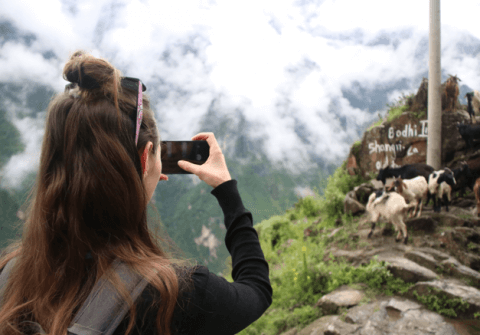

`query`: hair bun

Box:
[66,66,101,90]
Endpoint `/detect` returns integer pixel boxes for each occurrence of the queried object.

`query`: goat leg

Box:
[443,194,450,212]
[435,196,442,213]
[417,200,423,217]
[368,222,376,238]
[425,191,432,207]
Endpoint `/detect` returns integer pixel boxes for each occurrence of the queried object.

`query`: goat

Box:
[456,122,480,150]
[437,182,454,213]
[465,92,477,124]
[443,75,461,113]
[450,161,475,198]
[427,168,456,212]
[411,77,428,112]
[387,176,428,218]
[473,91,480,116]
[376,163,434,186]
[366,191,415,244]
[474,177,480,217]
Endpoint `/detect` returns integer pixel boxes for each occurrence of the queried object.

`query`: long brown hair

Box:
[0,51,196,335]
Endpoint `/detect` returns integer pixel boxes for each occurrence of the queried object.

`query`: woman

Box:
[0,51,272,335]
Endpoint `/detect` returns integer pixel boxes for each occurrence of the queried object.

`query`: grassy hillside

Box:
[227,163,476,335]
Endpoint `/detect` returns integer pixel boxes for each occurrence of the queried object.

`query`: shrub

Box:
[294,196,322,218]
[320,163,366,220]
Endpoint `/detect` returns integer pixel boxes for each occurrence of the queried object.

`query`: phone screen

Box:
[160,141,210,174]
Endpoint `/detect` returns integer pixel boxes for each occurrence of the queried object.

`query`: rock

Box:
[329,249,364,264]
[454,227,480,243]
[344,301,381,325]
[404,250,441,273]
[375,255,439,283]
[453,198,476,208]
[465,252,480,271]
[417,247,451,261]
[323,324,340,335]
[352,183,375,204]
[345,81,469,179]
[315,289,365,315]
[293,315,338,335]
[343,193,365,216]
[405,216,437,233]
[407,279,480,318]
[430,213,466,227]
[301,296,460,334]
[441,257,480,286]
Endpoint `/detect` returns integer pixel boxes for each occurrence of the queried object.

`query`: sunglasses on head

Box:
[122,77,147,146]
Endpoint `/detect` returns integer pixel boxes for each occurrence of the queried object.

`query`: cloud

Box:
[0,43,62,88]
[1,0,480,190]
[0,111,45,190]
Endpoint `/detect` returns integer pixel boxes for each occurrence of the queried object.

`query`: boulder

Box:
[315,288,365,315]
[343,193,365,216]
[374,255,439,283]
[346,105,469,180]
[407,279,480,319]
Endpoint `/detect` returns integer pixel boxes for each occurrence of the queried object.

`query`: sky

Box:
[1,0,480,190]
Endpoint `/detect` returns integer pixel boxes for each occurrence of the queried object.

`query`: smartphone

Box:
[160,141,210,174]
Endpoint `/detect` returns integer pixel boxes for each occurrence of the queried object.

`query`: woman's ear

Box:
[141,142,152,176]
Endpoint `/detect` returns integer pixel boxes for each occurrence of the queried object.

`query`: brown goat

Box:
[443,74,461,113]
[474,177,480,217]
[411,77,428,112]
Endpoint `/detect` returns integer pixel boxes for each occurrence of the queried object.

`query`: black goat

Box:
[456,123,480,150]
[451,161,475,198]
[465,93,476,124]
[376,163,435,185]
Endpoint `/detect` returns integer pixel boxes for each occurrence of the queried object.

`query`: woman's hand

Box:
[178,132,232,188]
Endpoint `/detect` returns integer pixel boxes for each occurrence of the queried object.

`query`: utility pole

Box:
[427,0,442,170]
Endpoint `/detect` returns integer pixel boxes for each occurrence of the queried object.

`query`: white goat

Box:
[366,191,416,244]
[437,182,454,212]
[473,90,480,115]
[388,176,428,218]
[427,168,456,212]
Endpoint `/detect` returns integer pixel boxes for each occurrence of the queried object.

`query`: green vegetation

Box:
[411,109,426,120]
[366,92,417,131]
[386,104,408,123]
[412,287,470,318]
[367,118,383,131]
[351,140,362,159]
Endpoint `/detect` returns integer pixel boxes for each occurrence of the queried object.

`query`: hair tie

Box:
[66,65,100,89]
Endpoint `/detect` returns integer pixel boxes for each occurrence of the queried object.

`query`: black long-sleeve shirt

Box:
[115,179,272,334]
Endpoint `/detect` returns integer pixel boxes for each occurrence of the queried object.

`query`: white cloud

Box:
[1,0,480,190]
[0,113,45,190]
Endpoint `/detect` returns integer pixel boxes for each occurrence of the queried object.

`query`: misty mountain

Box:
[2,18,480,274]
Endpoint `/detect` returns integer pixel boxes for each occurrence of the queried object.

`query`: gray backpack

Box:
[0,256,150,335]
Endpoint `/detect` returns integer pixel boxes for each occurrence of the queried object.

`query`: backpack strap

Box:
[67,258,150,335]
[0,257,151,335]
